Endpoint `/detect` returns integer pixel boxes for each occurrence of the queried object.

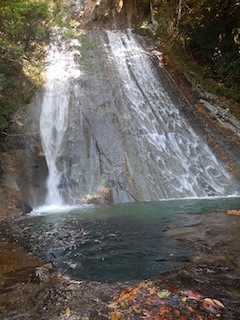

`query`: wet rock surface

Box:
[0,241,125,319]
[1,30,240,210]
[0,244,240,319]
[1,210,240,319]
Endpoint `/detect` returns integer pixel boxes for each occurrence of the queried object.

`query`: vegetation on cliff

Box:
[0,0,239,136]
[0,0,51,133]
[152,0,240,106]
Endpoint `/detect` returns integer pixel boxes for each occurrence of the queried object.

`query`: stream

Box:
[1,196,240,282]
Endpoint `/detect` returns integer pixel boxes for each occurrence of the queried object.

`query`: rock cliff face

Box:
[0,92,48,212]
[1,29,240,212]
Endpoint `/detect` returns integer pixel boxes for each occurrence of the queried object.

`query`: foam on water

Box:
[29,203,94,216]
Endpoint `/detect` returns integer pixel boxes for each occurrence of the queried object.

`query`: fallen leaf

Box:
[120,292,131,300]
[213,299,225,308]
[108,301,119,309]
[204,298,217,307]
[227,209,240,216]
[186,304,195,312]
[150,287,156,295]
[196,315,203,320]
[146,280,153,287]
[136,282,147,290]
[66,307,70,318]
[181,290,201,301]
[132,306,141,314]
[142,310,154,317]
[174,309,181,316]
[121,288,129,295]
[168,284,178,293]
[110,311,122,320]
[127,297,134,304]
[115,0,123,13]
[157,290,170,298]
[119,301,126,308]
[159,306,171,315]
[203,301,218,313]
[120,287,136,300]
[150,297,164,306]
[188,290,202,301]
[144,299,155,306]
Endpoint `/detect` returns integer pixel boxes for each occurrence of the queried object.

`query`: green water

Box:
[2,197,240,282]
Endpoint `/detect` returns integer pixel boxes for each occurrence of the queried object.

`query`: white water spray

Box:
[104,30,239,198]
[35,30,239,212]
[40,39,81,207]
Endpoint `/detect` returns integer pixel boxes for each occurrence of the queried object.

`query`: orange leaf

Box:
[120,293,131,300]
[174,309,181,316]
[181,290,201,301]
[110,312,122,320]
[186,305,195,312]
[150,287,156,295]
[196,315,203,320]
[136,282,147,289]
[227,210,240,216]
[120,286,136,297]
[180,290,189,296]
[168,284,178,293]
[120,288,130,297]
[159,306,171,315]
[180,316,188,320]
[127,297,134,304]
[144,299,155,306]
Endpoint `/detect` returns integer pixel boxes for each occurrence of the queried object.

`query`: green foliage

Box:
[61,28,78,40]
[153,0,240,104]
[0,0,51,133]
[51,0,78,28]
[74,34,98,73]
[0,0,50,56]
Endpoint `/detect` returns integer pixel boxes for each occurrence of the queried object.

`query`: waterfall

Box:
[36,30,239,210]
[39,39,80,208]
[101,30,240,199]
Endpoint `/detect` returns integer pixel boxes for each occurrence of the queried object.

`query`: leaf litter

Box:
[108,279,225,319]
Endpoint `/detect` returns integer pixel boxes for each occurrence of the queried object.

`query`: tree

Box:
[0,0,51,132]
[153,0,240,101]
[0,0,50,58]
[180,0,240,93]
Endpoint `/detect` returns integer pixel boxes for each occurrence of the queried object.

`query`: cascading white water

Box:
[39,39,81,208]
[35,29,239,212]
[103,30,239,198]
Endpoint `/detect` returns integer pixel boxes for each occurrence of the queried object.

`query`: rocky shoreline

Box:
[1,215,240,320]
